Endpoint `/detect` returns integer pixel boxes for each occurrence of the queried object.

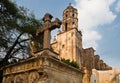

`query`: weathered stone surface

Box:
[2,50,83,83]
[90,69,120,83]
[36,13,61,49]
[29,35,42,56]
[94,55,100,70]
[51,5,112,83]
[51,4,82,68]
[94,55,112,70]
[82,67,90,83]
[62,4,78,31]
[81,48,95,83]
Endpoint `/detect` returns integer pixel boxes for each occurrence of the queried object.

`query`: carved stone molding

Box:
[28,71,39,83]
[14,74,27,83]
[4,76,14,83]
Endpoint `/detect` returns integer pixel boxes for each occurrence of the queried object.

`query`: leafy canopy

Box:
[0,0,43,66]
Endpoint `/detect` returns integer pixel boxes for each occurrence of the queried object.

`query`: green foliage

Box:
[18,13,43,37]
[0,0,43,68]
[70,60,79,69]
[0,0,43,49]
[1,0,23,29]
[0,1,43,82]
[61,58,79,69]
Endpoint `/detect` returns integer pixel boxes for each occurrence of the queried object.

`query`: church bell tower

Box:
[51,4,82,67]
[62,4,78,31]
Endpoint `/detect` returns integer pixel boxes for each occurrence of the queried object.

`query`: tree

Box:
[0,0,43,82]
[0,0,43,68]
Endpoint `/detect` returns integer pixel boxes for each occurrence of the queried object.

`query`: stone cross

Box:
[36,13,61,49]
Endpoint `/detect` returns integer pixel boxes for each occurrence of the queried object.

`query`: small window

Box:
[72,14,74,17]
[11,81,14,83]
[73,22,74,24]
[66,14,67,17]
[65,23,68,31]
[62,45,64,48]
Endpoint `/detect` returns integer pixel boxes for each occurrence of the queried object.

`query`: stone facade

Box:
[90,69,120,83]
[51,4,112,83]
[2,49,83,83]
[52,28,82,67]
[51,4,82,68]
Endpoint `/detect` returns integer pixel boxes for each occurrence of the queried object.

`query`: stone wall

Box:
[43,56,83,83]
[2,50,83,83]
[90,69,120,83]
[94,55,112,70]
[81,47,95,83]
[51,28,82,67]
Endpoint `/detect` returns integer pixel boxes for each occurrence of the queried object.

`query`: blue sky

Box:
[13,0,120,69]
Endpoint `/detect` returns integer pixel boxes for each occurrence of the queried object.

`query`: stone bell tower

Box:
[51,4,82,67]
[62,3,78,31]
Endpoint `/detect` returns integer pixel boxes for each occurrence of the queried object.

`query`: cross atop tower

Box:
[69,3,71,6]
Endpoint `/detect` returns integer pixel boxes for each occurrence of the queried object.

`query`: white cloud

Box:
[75,0,116,49]
[116,0,120,12]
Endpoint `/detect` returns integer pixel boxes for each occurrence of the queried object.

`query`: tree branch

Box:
[4,33,23,61]
[19,38,30,43]
[9,46,26,59]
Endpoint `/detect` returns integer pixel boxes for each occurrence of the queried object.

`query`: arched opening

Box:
[65,23,68,31]
[72,13,74,17]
